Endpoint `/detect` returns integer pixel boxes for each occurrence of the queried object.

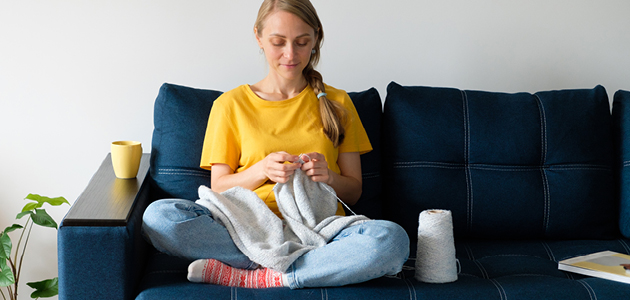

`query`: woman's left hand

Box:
[300,152,331,184]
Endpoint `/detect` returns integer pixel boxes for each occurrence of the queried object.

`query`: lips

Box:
[282,63,299,69]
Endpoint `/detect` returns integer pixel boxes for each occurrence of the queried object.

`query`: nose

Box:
[283,44,296,60]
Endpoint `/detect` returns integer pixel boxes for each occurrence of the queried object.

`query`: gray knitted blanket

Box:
[196,168,369,273]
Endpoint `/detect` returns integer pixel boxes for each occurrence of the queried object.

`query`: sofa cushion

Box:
[613,89,630,238]
[382,82,618,241]
[150,84,384,216]
[347,88,383,218]
[150,83,221,200]
[136,238,630,300]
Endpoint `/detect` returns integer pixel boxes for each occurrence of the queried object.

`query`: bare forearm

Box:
[327,171,362,206]
[211,163,267,193]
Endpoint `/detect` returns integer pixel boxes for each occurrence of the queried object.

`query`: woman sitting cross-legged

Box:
[142,0,409,289]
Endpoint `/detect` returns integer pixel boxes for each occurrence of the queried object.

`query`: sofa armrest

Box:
[58,153,153,300]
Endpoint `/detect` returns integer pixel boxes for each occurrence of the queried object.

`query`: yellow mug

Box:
[111,141,142,179]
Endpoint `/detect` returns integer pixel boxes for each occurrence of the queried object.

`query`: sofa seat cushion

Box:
[136,238,630,300]
[382,82,618,241]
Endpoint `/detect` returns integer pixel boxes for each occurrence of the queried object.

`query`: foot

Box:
[188,259,285,288]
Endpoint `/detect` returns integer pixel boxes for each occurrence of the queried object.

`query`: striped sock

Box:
[188,259,285,288]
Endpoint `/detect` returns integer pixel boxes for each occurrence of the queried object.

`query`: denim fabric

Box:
[142,199,258,269]
[286,220,409,289]
[382,82,618,243]
[613,89,630,238]
[142,199,409,289]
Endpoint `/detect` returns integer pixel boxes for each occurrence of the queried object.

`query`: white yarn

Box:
[415,209,458,283]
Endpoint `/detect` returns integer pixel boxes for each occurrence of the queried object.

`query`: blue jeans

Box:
[142,199,410,289]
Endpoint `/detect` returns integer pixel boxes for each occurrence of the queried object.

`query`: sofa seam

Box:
[534,94,547,166]
[618,239,630,253]
[488,278,507,300]
[391,161,611,171]
[464,244,475,260]
[576,279,597,300]
[473,259,489,279]
[461,89,474,233]
[403,278,417,300]
[541,241,557,262]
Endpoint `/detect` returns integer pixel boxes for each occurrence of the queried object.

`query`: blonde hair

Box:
[255,0,347,147]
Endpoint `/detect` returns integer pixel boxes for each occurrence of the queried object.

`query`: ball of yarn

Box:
[415,209,458,283]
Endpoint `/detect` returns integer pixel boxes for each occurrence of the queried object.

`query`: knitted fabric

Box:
[196,168,369,272]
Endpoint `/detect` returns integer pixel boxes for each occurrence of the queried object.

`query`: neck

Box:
[257,73,308,100]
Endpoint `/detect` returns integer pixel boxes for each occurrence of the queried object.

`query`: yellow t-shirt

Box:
[200,84,372,217]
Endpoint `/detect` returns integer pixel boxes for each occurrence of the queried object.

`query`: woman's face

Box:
[256,10,316,83]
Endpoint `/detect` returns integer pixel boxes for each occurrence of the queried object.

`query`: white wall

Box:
[1,0,628,298]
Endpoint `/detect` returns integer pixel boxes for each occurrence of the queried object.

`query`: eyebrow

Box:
[269,33,312,38]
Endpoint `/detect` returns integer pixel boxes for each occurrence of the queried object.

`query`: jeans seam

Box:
[287,263,299,289]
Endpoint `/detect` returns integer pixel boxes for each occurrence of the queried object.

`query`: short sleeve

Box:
[200,98,240,171]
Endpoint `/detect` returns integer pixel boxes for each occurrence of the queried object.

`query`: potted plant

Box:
[1,194,69,300]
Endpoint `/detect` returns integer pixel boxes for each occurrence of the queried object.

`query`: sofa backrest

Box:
[149,83,385,218]
[613,89,630,238]
[381,82,619,241]
[150,83,219,200]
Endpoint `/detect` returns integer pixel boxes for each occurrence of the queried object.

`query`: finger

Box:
[271,152,299,163]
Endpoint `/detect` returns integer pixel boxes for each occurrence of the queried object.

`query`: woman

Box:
[142,0,409,289]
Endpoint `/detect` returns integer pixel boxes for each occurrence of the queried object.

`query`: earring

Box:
[260,48,264,54]
[311,49,316,54]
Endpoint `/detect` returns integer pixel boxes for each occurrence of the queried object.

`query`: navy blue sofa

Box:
[58,82,630,299]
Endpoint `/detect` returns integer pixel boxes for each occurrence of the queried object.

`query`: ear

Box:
[254,27,264,49]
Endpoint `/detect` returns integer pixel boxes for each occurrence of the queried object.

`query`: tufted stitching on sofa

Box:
[473,254,550,260]
[320,288,328,300]
[534,94,548,165]
[488,278,507,300]
[618,239,630,253]
[464,244,475,260]
[473,260,489,279]
[576,280,597,300]
[156,167,212,178]
[534,94,552,234]
[541,241,556,261]
[392,162,611,172]
[403,278,417,300]
[362,171,380,179]
[461,89,474,233]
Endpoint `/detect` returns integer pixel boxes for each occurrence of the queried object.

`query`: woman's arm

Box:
[301,151,362,205]
[210,151,302,193]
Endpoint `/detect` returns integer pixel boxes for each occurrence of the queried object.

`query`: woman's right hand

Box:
[211,151,302,193]
[261,151,302,183]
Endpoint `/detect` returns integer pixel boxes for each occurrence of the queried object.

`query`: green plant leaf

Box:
[17,210,33,219]
[24,194,69,208]
[0,233,11,259]
[0,259,15,287]
[27,277,58,298]
[3,224,23,234]
[21,201,42,213]
[31,209,58,229]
